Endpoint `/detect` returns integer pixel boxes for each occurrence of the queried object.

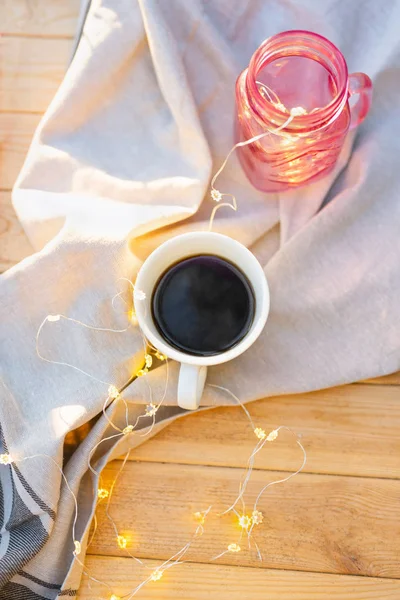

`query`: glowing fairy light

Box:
[97,488,109,500]
[227,543,241,553]
[150,568,164,581]
[154,350,167,361]
[211,189,222,202]
[136,368,148,377]
[47,314,61,322]
[290,106,307,116]
[254,427,266,440]
[251,510,263,525]
[108,385,120,400]
[145,403,157,417]
[122,425,134,435]
[117,535,128,549]
[144,353,153,369]
[267,429,279,442]
[134,289,146,301]
[128,308,138,325]
[193,511,206,525]
[0,453,12,465]
[193,507,212,537]
[110,595,121,600]
[73,541,81,557]
[238,514,252,529]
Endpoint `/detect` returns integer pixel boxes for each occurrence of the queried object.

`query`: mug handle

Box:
[348,72,373,131]
[177,364,207,410]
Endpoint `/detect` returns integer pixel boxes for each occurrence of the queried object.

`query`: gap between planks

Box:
[78,555,400,599]
[117,383,400,479]
[87,460,400,579]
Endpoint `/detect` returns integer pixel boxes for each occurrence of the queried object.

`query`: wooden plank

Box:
[79,555,400,600]
[1,0,80,38]
[366,373,400,385]
[89,461,400,578]
[0,192,32,271]
[0,112,41,190]
[130,384,400,479]
[0,36,72,113]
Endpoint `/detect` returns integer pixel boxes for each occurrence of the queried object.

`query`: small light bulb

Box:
[110,595,121,600]
[123,425,134,435]
[193,511,205,525]
[227,543,241,553]
[144,354,153,369]
[254,427,266,440]
[150,568,163,581]
[117,535,127,549]
[47,314,61,322]
[108,385,120,400]
[238,515,252,529]
[134,289,146,301]
[128,309,138,325]
[0,453,12,465]
[251,510,263,525]
[267,429,279,442]
[211,188,222,202]
[136,368,148,377]
[274,101,287,113]
[73,540,81,556]
[145,403,157,417]
[291,106,307,116]
[97,488,109,500]
[154,350,167,361]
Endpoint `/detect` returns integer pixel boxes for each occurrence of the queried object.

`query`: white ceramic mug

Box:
[134,232,270,410]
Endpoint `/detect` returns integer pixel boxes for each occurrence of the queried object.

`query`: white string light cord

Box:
[207,384,307,562]
[5,190,310,597]
[208,97,303,231]
[208,81,346,231]
[1,327,306,600]
[32,283,179,595]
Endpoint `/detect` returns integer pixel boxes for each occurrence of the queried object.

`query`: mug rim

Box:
[134,231,270,367]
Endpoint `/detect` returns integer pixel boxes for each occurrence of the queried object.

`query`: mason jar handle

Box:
[348,72,373,131]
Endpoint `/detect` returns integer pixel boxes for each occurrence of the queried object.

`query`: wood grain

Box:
[129,384,400,479]
[79,555,400,600]
[2,0,80,38]
[0,192,32,271]
[0,112,41,190]
[89,461,400,578]
[1,36,72,113]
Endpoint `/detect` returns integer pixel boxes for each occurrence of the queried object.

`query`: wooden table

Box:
[1,3,400,598]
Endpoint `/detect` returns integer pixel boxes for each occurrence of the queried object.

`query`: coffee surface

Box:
[152,255,255,356]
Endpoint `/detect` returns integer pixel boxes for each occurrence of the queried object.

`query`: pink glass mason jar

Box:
[235,30,372,193]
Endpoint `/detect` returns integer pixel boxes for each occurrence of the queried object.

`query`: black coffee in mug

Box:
[151,255,255,356]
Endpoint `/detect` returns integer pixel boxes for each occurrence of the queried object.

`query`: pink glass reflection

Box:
[235,31,372,193]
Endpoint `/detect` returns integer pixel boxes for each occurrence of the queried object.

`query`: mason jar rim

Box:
[246,30,349,133]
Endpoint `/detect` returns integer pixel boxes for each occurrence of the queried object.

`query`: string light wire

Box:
[25,150,311,595]
[25,313,308,597]
[208,108,296,231]
[208,80,347,231]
